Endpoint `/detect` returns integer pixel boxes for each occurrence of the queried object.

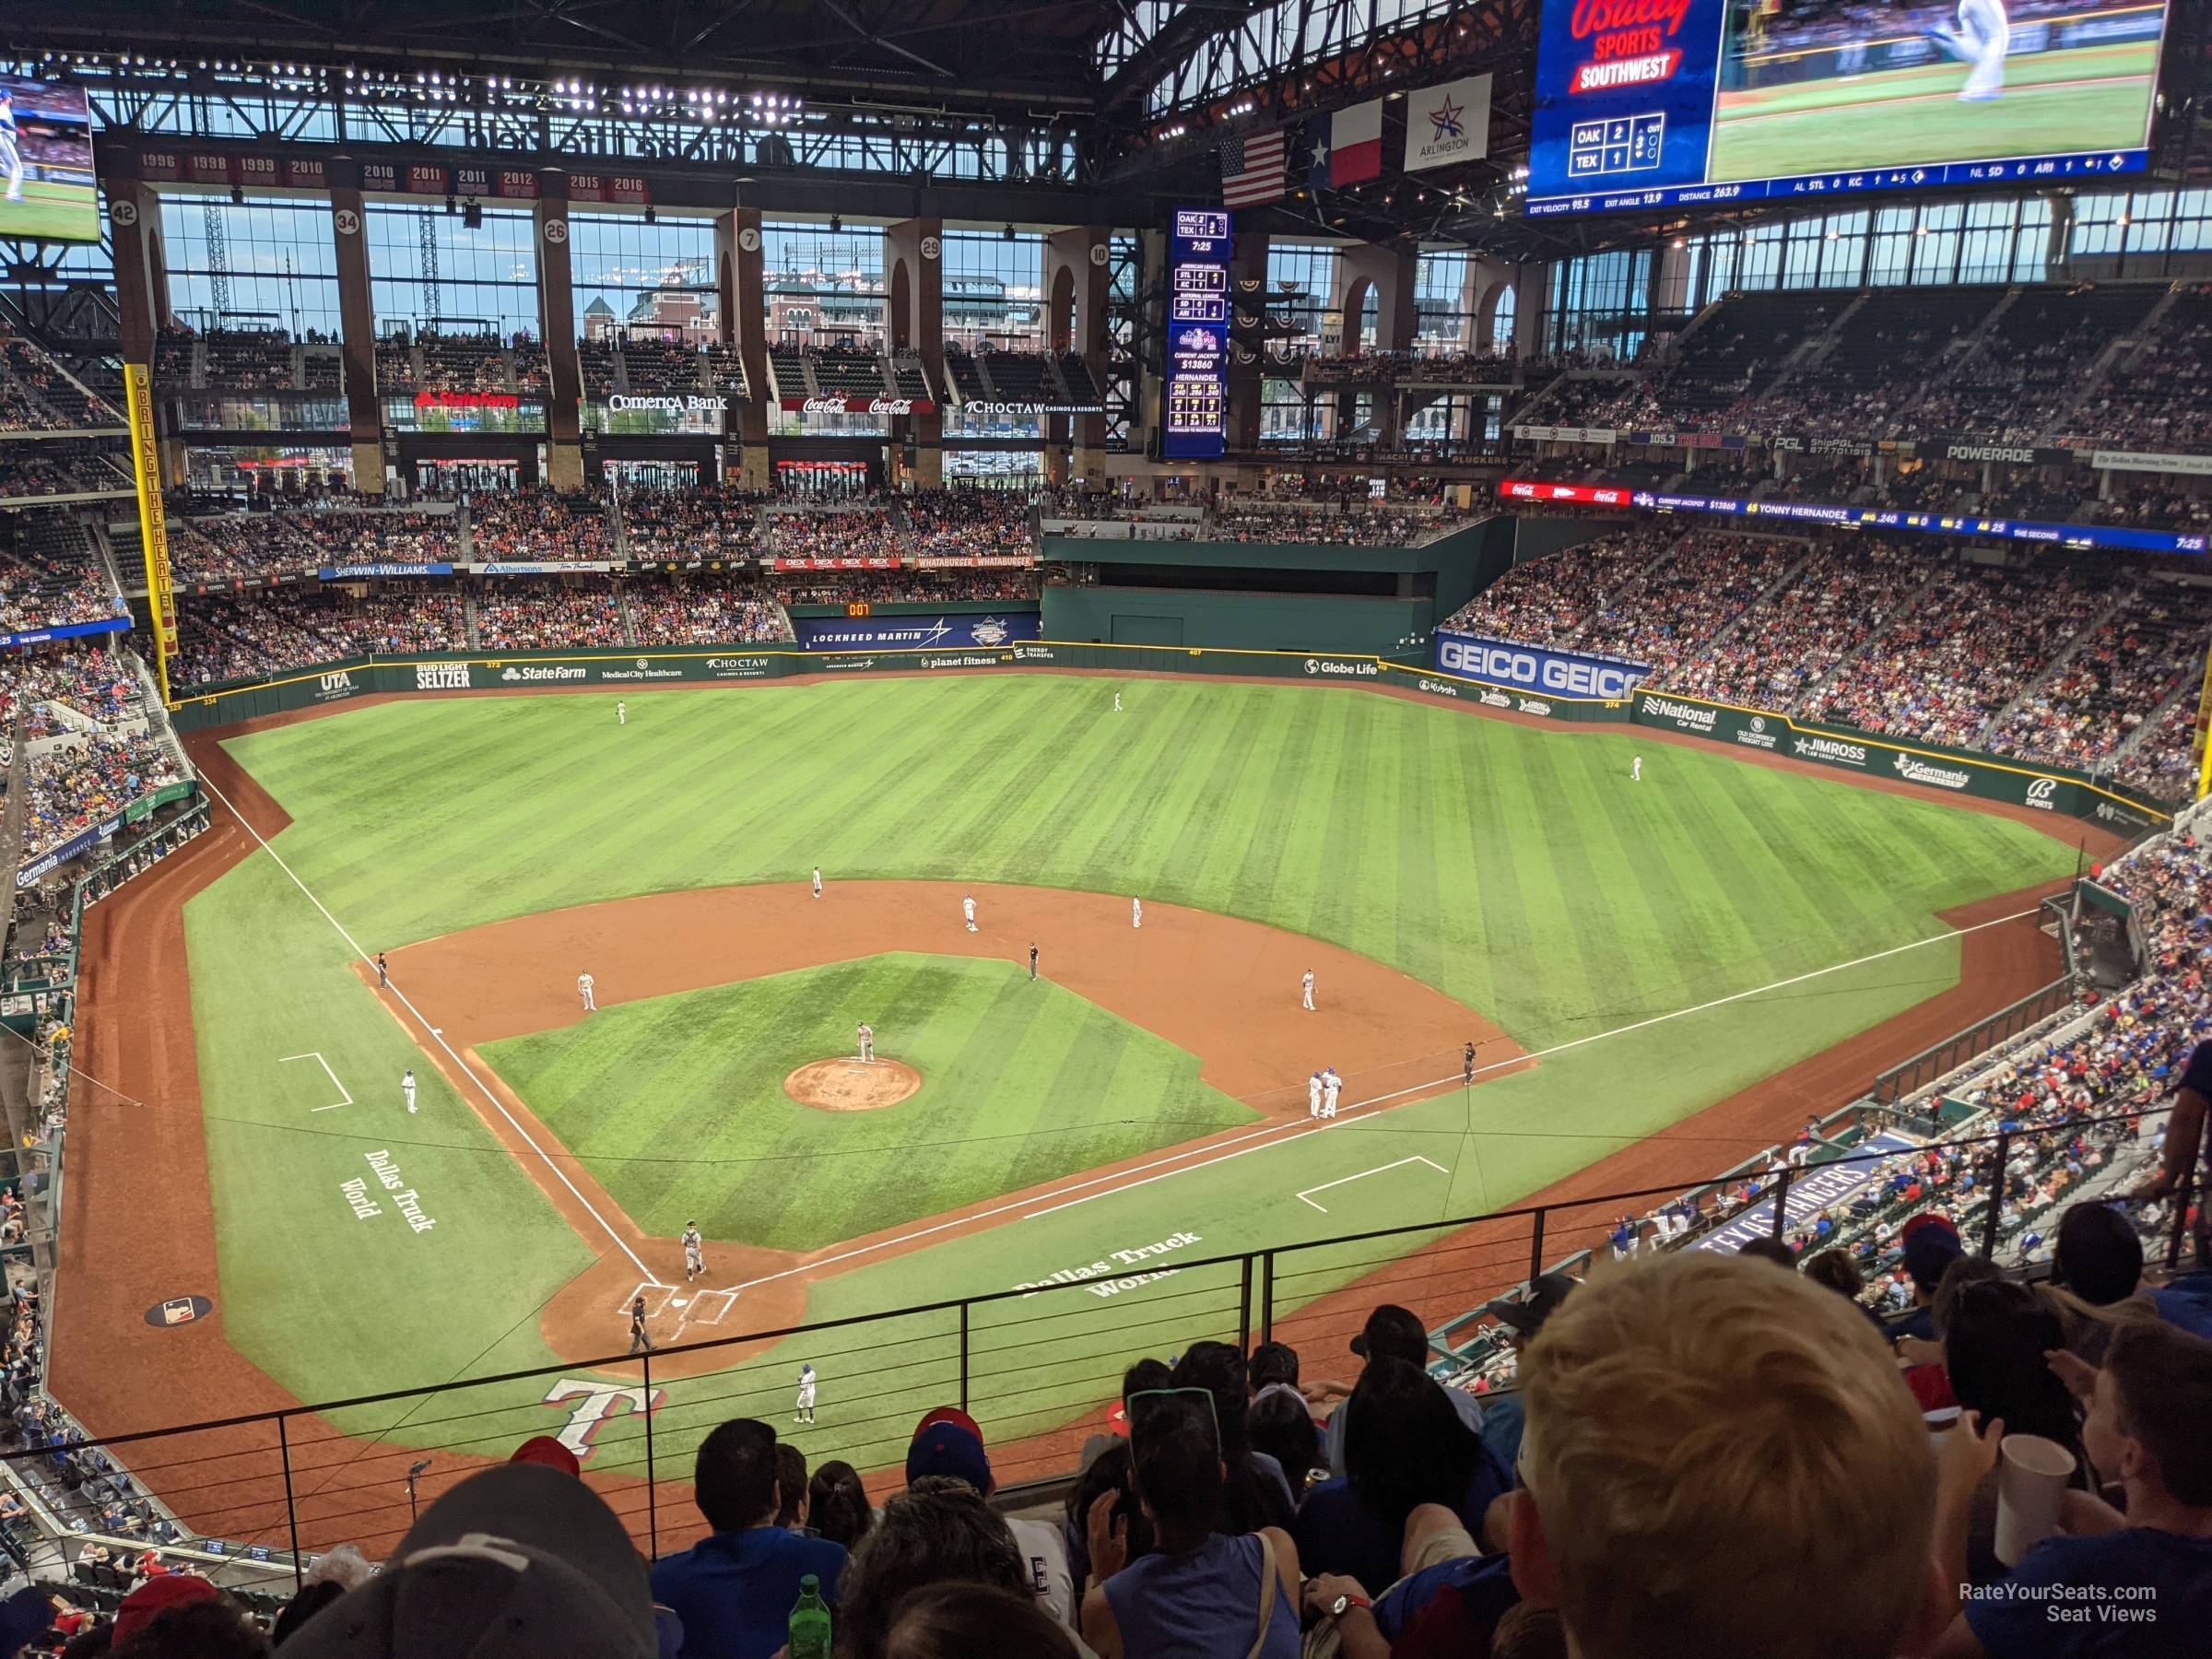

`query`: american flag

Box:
[1220,127,1288,208]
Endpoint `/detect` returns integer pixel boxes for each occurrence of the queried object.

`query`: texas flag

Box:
[1316,100,1383,188]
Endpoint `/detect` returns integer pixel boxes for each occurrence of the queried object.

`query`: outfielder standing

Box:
[618,700,627,726]
[794,1362,817,1426]
[1301,969,1315,1012]
[402,1069,418,1115]
[682,1222,706,1283]
[1631,755,1642,782]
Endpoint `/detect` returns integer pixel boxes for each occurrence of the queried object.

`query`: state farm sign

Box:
[781,395,935,416]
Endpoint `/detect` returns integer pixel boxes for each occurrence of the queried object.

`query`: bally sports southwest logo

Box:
[1567,0,1695,95]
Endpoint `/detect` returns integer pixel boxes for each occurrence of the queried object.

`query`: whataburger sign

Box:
[781,395,935,415]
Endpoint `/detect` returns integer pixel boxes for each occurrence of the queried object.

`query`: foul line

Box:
[197,771,660,1285]
[1298,1156,1448,1213]
[279,1051,353,1112]
[718,903,2041,1292]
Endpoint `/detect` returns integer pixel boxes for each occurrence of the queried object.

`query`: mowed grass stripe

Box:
[481,954,1261,1250]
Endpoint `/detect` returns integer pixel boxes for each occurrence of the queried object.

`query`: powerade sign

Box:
[1433,632,1648,700]
[794,613,1041,652]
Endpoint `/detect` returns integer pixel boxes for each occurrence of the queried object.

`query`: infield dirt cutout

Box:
[784,1056,923,1112]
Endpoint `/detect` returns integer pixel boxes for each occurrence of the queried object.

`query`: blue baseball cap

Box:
[906,1420,994,1495]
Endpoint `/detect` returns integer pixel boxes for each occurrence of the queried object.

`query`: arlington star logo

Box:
[1426,90,1466,143]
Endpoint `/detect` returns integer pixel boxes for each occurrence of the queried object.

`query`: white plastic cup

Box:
[1994,1434,2076,1566]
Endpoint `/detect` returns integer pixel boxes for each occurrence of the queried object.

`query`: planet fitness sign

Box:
[1432,631,1648,700]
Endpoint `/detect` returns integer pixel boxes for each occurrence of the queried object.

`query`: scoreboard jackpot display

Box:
[1164,207,1230,461]
[1528,0,2172,218]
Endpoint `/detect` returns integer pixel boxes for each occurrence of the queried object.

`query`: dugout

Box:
[1039,516,1507,653]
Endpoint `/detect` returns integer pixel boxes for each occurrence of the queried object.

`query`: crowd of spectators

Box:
[628,576,789,646]
[1211,502,1447,547]
[1577,531,1800,674]
[902,489,1032,559]
[468,487,617,563]
[1803,558,2110,747]
[11,732,185,863]
[771,506,900,561]
[2114,693,2206,800]
[2058,286,2212,455]
[1647,538,1932,708]
[0,336,119,431]
[0,450,130,501]
[1441,524,1677,646]
[1984,590,2212,771]
[623,488,761,563]
[476,580,625,650]
[0,518,128,637]
[0,648,142,735]
[771,568,1037,606]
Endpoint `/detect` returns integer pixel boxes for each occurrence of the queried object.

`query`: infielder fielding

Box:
[578,971,597,1012]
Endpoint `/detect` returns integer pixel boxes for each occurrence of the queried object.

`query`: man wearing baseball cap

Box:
[277,1461,659,1659]
[905,1407,1075,1630]
[650,1418,846,1659]
[1887,1213,1966,1346]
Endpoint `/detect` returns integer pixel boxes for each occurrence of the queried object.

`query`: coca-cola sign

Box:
[781,395,935,416]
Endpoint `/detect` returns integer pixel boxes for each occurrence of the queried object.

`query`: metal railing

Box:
[1871,974,2085,1104]
[6,1106,2195,1590]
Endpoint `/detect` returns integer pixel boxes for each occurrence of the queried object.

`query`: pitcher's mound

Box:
[783,1057,923,1112]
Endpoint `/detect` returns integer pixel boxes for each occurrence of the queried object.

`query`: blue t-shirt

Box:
[1962,1529,2212,1657]
[648,1526,848,1659]
[2149,1285,2212,1342]
[1373,1548,1517,1643]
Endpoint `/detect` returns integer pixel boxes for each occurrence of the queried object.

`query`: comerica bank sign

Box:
[1432,632,1648,700]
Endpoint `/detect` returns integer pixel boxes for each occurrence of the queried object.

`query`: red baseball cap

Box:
[114,1573,220,1641]
[912,1406,982,1443]
[510,1436,582,1477]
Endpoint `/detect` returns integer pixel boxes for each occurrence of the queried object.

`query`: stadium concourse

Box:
[0,0,2210,1653]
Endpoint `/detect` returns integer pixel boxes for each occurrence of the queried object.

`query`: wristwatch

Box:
[1329,1592,1373,1618]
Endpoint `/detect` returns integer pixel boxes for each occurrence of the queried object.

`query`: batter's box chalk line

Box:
[1296,1155,1450,1214]
[616,1280,680,1317]
[689,1289,739,1325]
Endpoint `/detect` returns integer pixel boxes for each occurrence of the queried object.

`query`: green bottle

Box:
[789,1572,832,1659]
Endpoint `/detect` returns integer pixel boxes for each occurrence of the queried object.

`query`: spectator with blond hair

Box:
[1503,1251,1945,1659]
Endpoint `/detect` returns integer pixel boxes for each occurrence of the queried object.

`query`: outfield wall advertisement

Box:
[1431,632,1651,700]
[167,645,2171,829]
[792,613,1042,652]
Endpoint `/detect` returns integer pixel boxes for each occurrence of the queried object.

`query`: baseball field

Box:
[1710,41,2159,182]
[55,672,2098,1547]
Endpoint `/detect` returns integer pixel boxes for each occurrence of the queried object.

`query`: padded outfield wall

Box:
[162,641,2171,832]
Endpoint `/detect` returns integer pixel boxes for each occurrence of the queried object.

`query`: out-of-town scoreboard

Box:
[1163,206,1230,460]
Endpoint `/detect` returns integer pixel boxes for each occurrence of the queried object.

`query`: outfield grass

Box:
[1711,44,2158,181]
[481,955,1260,1251]
[183,678,2080,1428]
[0,181,102,244]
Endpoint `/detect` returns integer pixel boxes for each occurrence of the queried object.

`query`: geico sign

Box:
[1436,640,1639,698]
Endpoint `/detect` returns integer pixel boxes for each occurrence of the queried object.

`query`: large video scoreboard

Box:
[1164,206,1230,461]
[1528,0,2172,218]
